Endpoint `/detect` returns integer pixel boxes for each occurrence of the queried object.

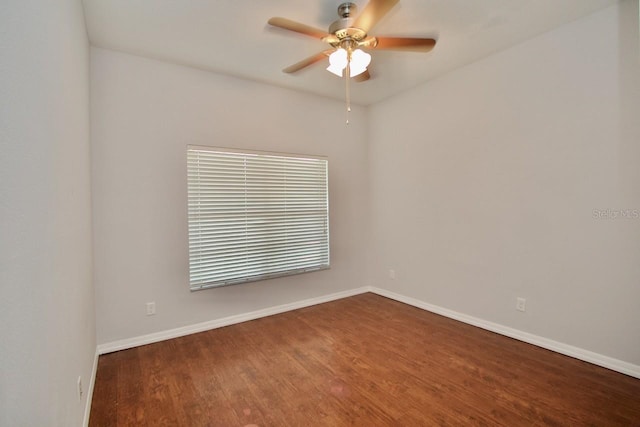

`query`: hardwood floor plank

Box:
[114,348,147,426]
[90,293,640,426]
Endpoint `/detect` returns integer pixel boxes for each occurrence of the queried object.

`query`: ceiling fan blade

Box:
[353,70,371,83]
[283,50,333,73]
[268,17,330,40]
[352,0,399,34]
[369,37,436,52]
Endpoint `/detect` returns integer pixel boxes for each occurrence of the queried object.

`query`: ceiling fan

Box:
[267,0,437,83]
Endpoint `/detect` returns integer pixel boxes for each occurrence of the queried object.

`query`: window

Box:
[187,146,330,291]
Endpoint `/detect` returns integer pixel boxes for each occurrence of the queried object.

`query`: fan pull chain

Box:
[345,61,351,125]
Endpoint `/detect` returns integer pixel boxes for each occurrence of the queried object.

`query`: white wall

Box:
[91,48,369,345]
[367,1,640,366]
[0,0,95,425]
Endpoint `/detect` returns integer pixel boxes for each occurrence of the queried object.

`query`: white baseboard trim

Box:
[369,287,640,379]
[83,348,99,427]
[95,285,640,379]
[97,287,370,355]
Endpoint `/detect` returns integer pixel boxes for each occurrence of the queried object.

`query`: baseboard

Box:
[83,348,99,427]
[95,285,640,379]
[97,286,370,355]
[369,287,640,379]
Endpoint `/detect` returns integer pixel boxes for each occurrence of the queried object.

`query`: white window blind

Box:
[187,146,330,291]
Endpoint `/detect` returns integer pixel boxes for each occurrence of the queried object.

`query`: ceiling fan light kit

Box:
[327,48,371,77]
[268,0,436,122]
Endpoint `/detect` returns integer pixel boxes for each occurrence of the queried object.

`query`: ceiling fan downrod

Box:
[338,2,357,18]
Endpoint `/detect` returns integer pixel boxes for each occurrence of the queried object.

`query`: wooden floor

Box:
[90,293,640,426]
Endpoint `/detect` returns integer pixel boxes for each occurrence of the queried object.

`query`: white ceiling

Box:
[82,0,619,105]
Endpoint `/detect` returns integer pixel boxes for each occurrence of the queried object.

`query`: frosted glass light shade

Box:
[327,48,348,76]
[349,49,371,77]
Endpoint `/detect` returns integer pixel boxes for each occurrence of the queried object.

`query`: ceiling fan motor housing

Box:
[329,2,367,43]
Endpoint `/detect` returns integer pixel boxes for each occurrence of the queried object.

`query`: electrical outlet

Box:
[516,297,526,312]
[146,302,156,316]
[77,376,83,401]
[388,269,396,280]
